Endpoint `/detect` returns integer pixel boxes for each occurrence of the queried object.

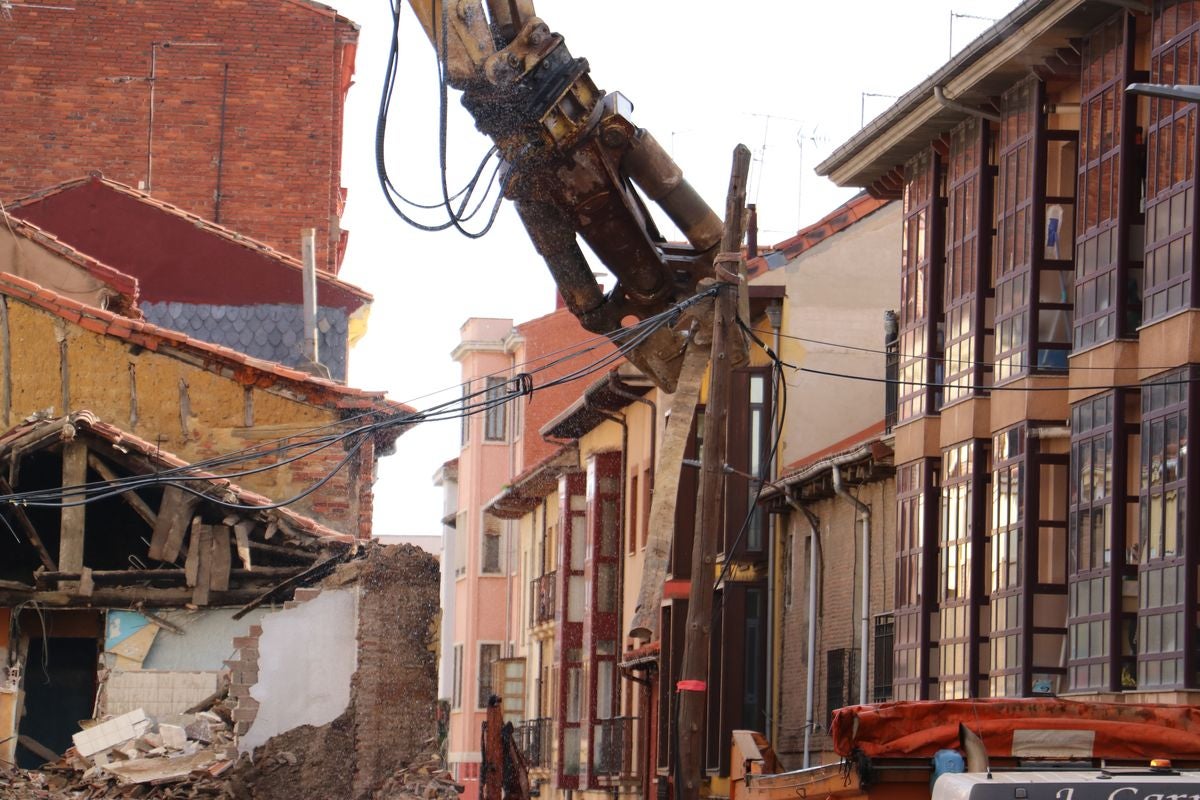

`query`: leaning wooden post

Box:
[675,144,751,800]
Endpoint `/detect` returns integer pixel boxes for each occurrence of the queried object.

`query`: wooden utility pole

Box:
[675,144,751,800]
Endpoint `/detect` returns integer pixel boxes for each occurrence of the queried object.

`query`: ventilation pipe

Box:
[795,503,820,770]
[832,465,871,706]
[299,229,329,379]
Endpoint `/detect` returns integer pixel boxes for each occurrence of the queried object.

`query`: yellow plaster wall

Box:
[3,300,349,525]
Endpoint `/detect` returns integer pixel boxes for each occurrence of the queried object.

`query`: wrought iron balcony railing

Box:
[593,715,638,780]
[514,717,553,769]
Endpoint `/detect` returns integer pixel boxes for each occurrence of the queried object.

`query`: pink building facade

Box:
[444,309,616,799]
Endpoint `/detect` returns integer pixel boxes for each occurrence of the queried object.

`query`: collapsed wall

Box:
[231,542,441,800]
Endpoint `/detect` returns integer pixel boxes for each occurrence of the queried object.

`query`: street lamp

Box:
[1126,82,1200,103]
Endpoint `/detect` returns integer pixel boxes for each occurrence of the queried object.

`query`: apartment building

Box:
[442,308,618,800]
[815,0,1200,703]
[473,281,799,800]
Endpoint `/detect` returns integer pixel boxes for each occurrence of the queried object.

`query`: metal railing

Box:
[529,571,556,626]
[593,715,638,779]
[514,717,553,769]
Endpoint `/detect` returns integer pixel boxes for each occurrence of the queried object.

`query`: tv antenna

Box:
[1,1,75,21]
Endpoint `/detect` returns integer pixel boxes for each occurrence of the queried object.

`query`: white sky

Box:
[333,0,1017,536]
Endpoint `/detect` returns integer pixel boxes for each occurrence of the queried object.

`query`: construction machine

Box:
[730,699,1200,800]
[395,0,728,392]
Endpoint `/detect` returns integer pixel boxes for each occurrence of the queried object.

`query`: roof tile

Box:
[746,192,892,279]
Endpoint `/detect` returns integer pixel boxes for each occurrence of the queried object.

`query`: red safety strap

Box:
[676,680,707,693]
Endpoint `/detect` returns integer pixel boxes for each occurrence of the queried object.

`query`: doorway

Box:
[16,614,100,769]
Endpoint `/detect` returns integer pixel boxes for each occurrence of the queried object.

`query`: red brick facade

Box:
[515,307,618,469]
[0,0,357,273]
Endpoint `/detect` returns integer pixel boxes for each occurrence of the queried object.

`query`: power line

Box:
[789,364,1194,393]
[0,286,721,512]
[753,327,1191,373]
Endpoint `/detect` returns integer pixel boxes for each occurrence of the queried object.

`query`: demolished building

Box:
[0,210,439,795]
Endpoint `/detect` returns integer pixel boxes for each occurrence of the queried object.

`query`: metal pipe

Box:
[933,85,1001,123]
[796,502,820,770]
[765,303,782,743]
[300,229,320,366]
[605,373,656,484]
[832,465,871,706]
[214,63,230,222]
[146,43,158,192]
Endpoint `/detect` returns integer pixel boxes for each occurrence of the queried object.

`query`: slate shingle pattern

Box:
[142,302,349,381]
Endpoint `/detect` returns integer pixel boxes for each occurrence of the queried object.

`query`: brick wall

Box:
[351,542,441,797]
[229,544,440,798]
[776,478,896,768]
[514,308,618,471]
[0,0,357,273]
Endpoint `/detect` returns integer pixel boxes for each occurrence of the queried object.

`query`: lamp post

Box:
[1126,83,1200,103]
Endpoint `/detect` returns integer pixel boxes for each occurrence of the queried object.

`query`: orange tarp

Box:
[832,699,1200,761]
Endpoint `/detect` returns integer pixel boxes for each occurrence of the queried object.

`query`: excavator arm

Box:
[402,0,725,390]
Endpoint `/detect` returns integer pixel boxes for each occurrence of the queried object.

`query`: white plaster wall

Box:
[239,588,358,755]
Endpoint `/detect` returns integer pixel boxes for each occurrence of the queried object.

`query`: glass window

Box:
[1067,393,1119,691]
[939,441,985,698]
[893,459,938,700]
[478,643,501,708]
[484,376,507,441]
[1144,1,1199,323]
[897,149,944,422]
[944,117,992,404]
[990,425,1025,697]
[746,373,768,551]
[482,515,502,574]
[1137,368,1190,688]
[461,380,472,444]
[994,79,1039,382]
[1076,14,1137,349]
[452,644,463,709]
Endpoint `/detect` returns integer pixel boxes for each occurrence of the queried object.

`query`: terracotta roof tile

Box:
[780,420,889,476]
[746,192,892,279]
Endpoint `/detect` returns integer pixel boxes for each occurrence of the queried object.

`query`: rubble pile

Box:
[2,698,246,799]
[373,744,462,800]
[0,764,60,800]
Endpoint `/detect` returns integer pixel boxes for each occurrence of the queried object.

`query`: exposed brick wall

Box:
[226,624,263,736]
[351,543,441,798]
[514,308,618,471]
[0,0,357,273]
[776,479,896,769]
[230,545,440,798]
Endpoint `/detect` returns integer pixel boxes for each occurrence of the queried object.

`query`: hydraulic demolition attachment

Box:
[402,0,726,390]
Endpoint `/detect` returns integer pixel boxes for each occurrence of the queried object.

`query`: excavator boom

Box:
[400,0,725,390]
